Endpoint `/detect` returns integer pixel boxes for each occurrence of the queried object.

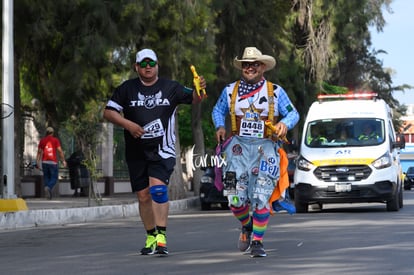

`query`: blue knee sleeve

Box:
[150,185,168,203]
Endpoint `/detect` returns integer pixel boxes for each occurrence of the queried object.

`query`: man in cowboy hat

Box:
[212,46,299,257]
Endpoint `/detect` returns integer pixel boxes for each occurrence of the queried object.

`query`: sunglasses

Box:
[242,62,263,69]
[138,60,157,68]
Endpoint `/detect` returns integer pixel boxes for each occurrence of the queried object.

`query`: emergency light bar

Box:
[317,92,378,101]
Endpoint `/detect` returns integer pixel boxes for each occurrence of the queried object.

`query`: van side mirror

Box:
[394,134,406,149]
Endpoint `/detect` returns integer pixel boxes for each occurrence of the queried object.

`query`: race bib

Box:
[239,119,264,138]
[141,119,165,139]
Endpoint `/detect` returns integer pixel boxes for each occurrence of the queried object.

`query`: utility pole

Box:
[1,0,27,211]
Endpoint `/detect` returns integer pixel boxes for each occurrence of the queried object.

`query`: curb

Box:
[0,196,200,230]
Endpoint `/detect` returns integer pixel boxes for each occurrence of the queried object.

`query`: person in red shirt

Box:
[36,127,67,199]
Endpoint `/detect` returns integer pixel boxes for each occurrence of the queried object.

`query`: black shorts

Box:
[127,158,176,192]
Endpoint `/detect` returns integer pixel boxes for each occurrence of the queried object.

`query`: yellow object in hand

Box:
[190,65,207,99]
[265,120,289,143]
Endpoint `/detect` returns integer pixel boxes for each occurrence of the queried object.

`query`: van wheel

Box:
[399,185,404,208]
[295,199,309,213]
[386,192,399,211]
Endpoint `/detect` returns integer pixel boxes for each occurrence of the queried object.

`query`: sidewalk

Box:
[24,193,139,210]
[0,193,200,230]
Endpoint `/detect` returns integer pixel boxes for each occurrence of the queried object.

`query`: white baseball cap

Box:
[136,49,158,63]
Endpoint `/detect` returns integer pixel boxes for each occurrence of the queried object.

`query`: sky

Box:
[370,0,414,105]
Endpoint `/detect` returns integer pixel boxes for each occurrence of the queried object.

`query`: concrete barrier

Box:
[0,197,200,230]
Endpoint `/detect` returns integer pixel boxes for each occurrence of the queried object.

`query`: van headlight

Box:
[297,156,314,171]
[372,152,392,169]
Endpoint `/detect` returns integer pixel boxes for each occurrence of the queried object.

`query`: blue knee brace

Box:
[150,185,168,203]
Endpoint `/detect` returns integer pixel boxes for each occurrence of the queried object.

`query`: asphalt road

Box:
[2,192,414,275]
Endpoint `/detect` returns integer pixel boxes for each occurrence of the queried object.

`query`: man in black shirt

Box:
[104,48,206,256]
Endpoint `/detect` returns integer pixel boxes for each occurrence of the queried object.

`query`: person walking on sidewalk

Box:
[103,48,206,256]
[212,47,299,257]
[36,127,67,200]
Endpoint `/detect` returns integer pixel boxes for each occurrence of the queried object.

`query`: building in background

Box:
[400,104,414,173]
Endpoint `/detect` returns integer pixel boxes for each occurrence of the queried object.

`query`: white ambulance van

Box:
[294,93,405,212]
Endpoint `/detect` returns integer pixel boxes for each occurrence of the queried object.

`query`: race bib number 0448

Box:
[239,119,264,138]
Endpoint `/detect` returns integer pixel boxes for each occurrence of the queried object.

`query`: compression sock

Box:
[156,226,167,236]
[252,207,270,242]
[230,204,252,229]
[146,228,157,237]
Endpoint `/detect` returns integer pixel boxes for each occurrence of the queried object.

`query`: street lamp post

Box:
[1,0,27,211]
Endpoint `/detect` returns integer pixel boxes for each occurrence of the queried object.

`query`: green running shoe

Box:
[155,233,168,256]
[140,234,156,255]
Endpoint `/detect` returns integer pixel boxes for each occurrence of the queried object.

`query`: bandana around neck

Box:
[238,78,265,98]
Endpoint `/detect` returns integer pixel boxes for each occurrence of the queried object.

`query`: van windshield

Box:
[305,118,385,148]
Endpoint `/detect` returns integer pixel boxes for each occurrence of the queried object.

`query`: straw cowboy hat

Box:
[233,47,276,72]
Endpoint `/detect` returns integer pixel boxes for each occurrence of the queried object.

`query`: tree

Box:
[13,0,409,200]
[16,0,136,160]
[14,0,143,198]
[289,0,408,130]
[16,0,217,200]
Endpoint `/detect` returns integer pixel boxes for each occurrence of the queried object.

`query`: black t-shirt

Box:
[106,77,193,161]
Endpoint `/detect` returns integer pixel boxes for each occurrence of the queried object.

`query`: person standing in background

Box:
[36,127,67,200]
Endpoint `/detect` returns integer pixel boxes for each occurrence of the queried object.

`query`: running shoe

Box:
[250,240,267,257]
[155,233,168,256]
[238,226,252,252]
[140,234,156,255]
